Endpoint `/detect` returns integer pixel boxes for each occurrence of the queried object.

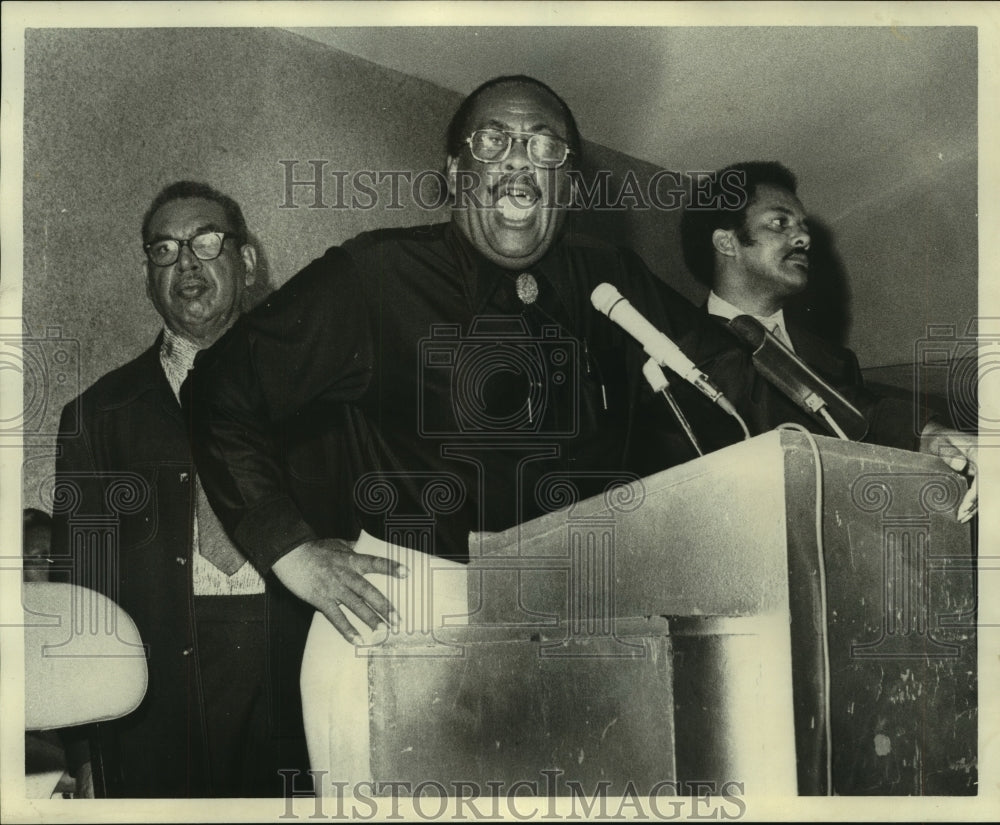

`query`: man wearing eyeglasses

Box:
[52,181,313,797]
[187,77,711,787]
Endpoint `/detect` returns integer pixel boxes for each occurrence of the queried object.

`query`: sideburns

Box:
[735,224,756,247]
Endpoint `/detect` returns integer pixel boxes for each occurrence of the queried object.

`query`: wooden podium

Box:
[363,431,976,796]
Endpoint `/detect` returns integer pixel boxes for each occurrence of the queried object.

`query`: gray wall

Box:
[20,27,976,511]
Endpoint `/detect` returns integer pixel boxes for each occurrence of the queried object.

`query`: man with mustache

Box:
[186,76,714,785]
[679,161,977,520]
[52,181,312,796]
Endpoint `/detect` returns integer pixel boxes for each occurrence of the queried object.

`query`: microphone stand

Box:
[641,358,704,457]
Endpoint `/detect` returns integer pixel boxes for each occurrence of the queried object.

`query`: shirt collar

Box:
[159,326,203,400]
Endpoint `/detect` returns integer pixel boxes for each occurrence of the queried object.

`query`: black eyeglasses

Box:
[465,129,572,169]
[144,231,238,267]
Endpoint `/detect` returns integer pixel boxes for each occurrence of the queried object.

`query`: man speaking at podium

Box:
[679,160,977,522]
[185,76,721,786]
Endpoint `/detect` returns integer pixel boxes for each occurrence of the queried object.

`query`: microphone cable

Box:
[777,422,833,795]
[729,405,752,441]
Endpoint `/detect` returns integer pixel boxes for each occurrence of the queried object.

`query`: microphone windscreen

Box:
[590,283,622,316]
[728,314,768,350]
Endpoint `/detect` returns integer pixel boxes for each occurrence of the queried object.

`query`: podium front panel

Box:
[349,431,975,796]
[468,433,794,627]
[368,629,676,796]
[780,433,977,794]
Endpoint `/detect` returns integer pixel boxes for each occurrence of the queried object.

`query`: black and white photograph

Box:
[2,1,997,822]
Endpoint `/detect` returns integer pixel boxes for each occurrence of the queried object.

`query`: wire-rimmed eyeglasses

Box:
[465,129,572,169]
[144,231,238,267]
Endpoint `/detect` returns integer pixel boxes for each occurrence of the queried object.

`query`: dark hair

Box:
[680,161,798,286]
[445,75,582,163]
[141,180,249,246]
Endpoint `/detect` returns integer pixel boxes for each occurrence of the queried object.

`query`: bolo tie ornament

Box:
[515,272,539,306]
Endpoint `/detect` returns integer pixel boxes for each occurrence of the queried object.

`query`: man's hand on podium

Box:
[919,420,978,523]
[272,538,408,643]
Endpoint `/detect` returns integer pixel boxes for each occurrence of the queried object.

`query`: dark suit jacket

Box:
[51,337,312,797]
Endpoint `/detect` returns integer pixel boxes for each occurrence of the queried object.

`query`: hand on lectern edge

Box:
[272,538,408,644]
[919,419,979,523]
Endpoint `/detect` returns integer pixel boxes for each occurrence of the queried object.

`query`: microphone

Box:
[591,283,738,417]
[727,314,869,441]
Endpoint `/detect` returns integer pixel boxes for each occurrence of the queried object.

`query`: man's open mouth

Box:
[492,176,542,219]
[176,280,210,298]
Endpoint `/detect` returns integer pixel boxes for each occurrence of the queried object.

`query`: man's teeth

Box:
[499,197,530,220]
[498,186,539,214]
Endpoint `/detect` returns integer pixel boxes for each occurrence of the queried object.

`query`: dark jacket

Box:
[51,337,312,797]
[186,223,716,566]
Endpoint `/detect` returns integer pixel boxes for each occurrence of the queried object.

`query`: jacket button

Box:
[179,472,190,483]
[182,647,193,656]
[175,557,186,566]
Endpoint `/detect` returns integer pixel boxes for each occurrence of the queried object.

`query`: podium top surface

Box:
[473,430,956,555]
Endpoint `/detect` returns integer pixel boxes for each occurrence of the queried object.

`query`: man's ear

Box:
[712,228,738,259]
[446,155,459,193]
[240,244,258,287]
[142,260,153,300]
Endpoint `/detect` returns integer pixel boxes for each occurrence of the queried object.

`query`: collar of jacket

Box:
[93,333,181,418]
